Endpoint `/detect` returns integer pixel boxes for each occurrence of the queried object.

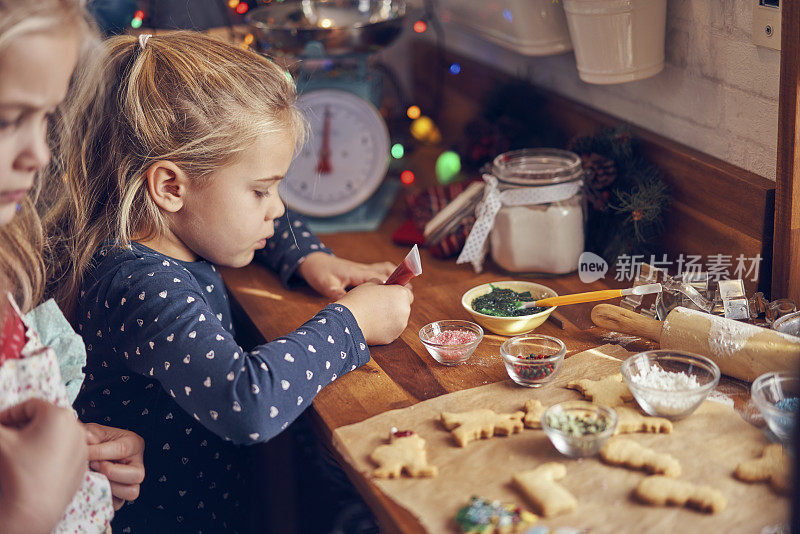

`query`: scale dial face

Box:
[280,89,390,217]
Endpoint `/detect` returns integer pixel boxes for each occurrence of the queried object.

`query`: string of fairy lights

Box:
[129,1,464,187]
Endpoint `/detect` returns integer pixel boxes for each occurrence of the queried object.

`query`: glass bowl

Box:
[751,371,800,443]
[542,401,618,458]
[419,320,483,366]
[500,334,565,387]
[621,350,720,420]
[772,310,800,338]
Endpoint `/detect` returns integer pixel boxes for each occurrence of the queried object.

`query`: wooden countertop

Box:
[220,176,753,533]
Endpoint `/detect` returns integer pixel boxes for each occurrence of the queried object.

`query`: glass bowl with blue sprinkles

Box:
[751,371,800,442]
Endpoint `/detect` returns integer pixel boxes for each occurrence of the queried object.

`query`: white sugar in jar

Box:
[488,149,585,274]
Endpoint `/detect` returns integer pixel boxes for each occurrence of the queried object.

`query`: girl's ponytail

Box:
[42,31,306,320]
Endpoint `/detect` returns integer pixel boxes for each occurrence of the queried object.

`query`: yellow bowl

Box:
[461,281,558,336]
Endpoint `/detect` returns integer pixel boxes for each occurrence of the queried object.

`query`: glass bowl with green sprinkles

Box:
[542,401,618,458]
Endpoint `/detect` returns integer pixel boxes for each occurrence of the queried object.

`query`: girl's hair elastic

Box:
[138,34,152,50]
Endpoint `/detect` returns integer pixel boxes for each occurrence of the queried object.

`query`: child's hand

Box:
[85,423,146,510]
[297,252,396,299]
[336,280,414,345]
[0,399,88,534]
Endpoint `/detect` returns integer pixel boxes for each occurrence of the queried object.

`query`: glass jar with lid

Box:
[488,148,585,274]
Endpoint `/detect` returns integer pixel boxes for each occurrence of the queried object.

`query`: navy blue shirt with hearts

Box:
[73,215,370,533]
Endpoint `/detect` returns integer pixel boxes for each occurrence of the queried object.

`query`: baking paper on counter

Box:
[333,345,788,533]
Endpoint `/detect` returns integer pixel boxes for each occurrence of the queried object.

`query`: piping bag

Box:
[384,244,422,286]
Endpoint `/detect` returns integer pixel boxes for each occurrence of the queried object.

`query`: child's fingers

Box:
[112,497,125,511]
[322,276,346,298]
[370,261,396,277]
[108,481,141,502]
[90,460,145,484]
[83,423,104,445]
[87,436,140,462]
[0,398,44,427]
[399,283,414,304]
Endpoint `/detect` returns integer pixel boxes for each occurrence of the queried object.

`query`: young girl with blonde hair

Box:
[0,1,144,531]
[45,30,413,532]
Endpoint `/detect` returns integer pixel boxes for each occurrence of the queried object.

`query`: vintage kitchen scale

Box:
[247,0,406,233]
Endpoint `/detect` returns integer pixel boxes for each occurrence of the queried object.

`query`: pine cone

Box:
[581,153,617,188]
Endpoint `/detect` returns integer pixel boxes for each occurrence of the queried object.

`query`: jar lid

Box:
[491,148,583,186]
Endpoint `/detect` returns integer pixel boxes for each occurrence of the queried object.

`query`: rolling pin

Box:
[591,304,800,382]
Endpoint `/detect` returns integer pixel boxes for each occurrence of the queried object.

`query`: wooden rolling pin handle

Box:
[591,304,664,343]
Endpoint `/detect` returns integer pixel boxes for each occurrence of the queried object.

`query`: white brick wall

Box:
[429,0,780,180]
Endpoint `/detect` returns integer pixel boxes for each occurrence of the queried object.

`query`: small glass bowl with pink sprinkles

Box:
[419,320,484,366]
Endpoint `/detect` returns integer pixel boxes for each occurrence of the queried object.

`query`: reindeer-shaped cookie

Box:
[441,409,525,447]
[370,430,438,478]
[635,475,727,513]
[614,406,673,434]
[734,443,790,494]
[600,438,682,477]
[566,373,633,406]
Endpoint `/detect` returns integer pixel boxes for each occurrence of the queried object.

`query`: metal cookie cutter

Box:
[717,279,750,320]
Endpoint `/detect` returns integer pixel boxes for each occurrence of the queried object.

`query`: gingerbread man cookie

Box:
[600,438,681,477]
[441,409,525,447]
[523,399,546,429]
[513,463,577,517]
[614,406,673,435]
[734,443,791,495]
[635,475,727,514]
[370,429,438,478]
[565,374,633,406]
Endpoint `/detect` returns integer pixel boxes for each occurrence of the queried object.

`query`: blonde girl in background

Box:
[44,31,413,532]
[0,1,145,531]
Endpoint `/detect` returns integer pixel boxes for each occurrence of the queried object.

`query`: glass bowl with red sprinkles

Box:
[500,334,565,387]
[419,320,484,366]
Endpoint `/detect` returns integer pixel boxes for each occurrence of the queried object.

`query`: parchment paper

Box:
[332,345,789,533]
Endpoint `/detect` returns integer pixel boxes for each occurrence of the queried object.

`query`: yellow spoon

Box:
[518,283,663,309]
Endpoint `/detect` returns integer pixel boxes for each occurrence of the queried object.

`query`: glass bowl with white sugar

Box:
[621,350,721,420]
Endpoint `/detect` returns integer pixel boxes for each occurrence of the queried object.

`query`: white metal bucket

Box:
[563,0,667,84]
[441,0,572,56]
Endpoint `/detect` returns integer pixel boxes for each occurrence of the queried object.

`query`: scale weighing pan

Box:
[247,0,406,56]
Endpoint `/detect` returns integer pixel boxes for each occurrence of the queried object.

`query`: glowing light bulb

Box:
[131,18,143,28]
[413,20,427,33]
[449,63,461,75]
[435,151,461,184]
[228,0,239,8]
[410,116,442,144]
[400,170,415,185]
[320,18,333,28]
[391,143,405,159]
[406,105,421,120]
[243,33,254,46]
[235,2,248,14]
[134,10,145,19]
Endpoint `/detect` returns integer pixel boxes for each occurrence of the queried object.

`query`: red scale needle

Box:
[316,106,333,174]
